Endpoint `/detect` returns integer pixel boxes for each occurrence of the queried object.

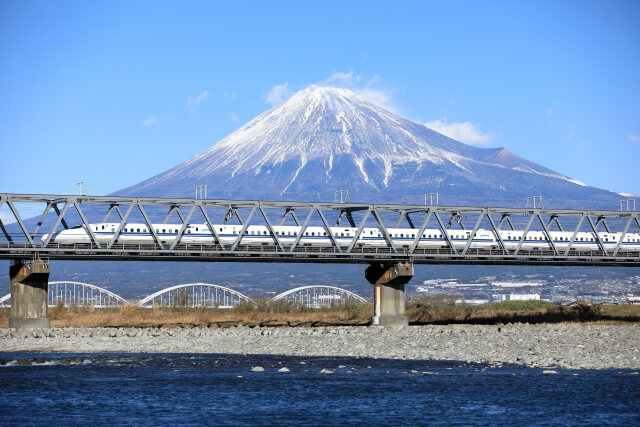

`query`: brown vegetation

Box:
[1,299,638,328]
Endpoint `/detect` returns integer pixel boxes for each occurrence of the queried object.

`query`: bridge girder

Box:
[0,193,638,266]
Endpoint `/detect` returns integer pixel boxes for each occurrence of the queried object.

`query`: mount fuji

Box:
[117,86,622,208]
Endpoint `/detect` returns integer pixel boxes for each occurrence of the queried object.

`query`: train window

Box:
[162,229,166,233]
[124,228,128,232]
[220,228,223,232]
[400,233,404,238]
[196,227,198,232]
[312,232,315,236]
[264,231,267,235]
[102,225,105,230]
[187,230,191,234]
[305,232,309,236]
[143,229,147,232]
[340,233,344,237]
[137,229,141,233]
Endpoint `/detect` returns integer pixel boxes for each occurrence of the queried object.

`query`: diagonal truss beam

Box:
[587,215,607,254]
[73,199,101,248]
[537,213,558,255]
[170,205,197,250]
[199,204,225,250]
[409,210,433,253]
[514,214,536,255]
[6,200,35,246]
[433,211,457,253]
[565,215,585,255]
[289,209,315,252]
[462,213,485,254]
[259,206,284,251]
[317,207,342,252]
[107,202,135,249]
[371,208,396,253]
[231,206,257,251]
[41,201,71,247]
[347,208,372,252]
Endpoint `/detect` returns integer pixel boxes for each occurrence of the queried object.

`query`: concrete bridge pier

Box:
[9,259,51,329]
[366,262,414,327]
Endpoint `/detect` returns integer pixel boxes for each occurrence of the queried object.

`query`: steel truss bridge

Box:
[1,193,639,266]
[0,282,366,309]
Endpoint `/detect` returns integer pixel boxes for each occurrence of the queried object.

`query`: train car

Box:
[42,222,640,251]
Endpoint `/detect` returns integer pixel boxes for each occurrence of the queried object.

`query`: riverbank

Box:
[2,323,638,370]
[3,300,638,329]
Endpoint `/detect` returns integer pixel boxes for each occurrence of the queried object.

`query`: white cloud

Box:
[545,107,553,116]
[424,118,495,145]
[140,116,157,128]
[629,133,640,143]
[230,112,239,123]
[318,72,398,113]
[266,83,292,107]
[322,71,360,85]
[187,90,209,111]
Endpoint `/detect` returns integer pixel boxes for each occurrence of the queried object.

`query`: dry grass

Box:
[43,300,373,328]
[1,301,638,328]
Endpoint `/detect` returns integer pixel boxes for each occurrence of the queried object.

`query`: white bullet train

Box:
[42,222,640,251]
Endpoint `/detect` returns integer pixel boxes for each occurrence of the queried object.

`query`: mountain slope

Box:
[117,86,621,208]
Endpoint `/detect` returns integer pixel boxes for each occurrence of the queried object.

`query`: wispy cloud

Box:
[265,72,399,113]
[266,83,292,107]
[319,71,397,112]
[229,112,239,123]
[321,71,361,86]
[223,91,236,101]
[424,118,495,145]
[629,133,640,143]
[187,90,209,111]
[140,116,157,128]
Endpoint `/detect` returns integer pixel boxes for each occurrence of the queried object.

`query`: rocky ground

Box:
[1,323,639,370]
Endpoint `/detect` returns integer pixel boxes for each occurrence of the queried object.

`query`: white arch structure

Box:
[48,281,129,308]
[271,285,367,308]
[137,283,255,308]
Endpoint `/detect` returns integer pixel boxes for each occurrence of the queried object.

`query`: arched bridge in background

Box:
[137,283,255,308]
[272,285,367,308]
[1,281,129,308]
[0,282,367,309]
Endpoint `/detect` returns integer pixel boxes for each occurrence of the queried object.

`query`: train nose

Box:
[41,233,49,243]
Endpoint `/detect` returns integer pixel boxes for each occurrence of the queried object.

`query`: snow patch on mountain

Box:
[117,85,623,209]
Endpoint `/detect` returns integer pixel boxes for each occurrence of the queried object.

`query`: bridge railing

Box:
[1,193,639,265]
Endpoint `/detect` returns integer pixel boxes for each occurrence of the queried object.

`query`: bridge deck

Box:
[1,193,639,266]
[1,242,638,266]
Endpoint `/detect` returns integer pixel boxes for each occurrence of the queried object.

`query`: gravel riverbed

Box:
[1,323,639,370]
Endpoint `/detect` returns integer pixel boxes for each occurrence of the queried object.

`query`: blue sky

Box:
[1,0,639,209]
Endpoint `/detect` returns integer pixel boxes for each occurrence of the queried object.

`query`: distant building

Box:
[627,296,640,305]
[493,293,541,302]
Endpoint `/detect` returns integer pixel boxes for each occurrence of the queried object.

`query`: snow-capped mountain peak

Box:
[118,85,622,208]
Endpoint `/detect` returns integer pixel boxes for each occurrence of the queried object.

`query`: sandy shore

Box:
[1,323,639,370]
